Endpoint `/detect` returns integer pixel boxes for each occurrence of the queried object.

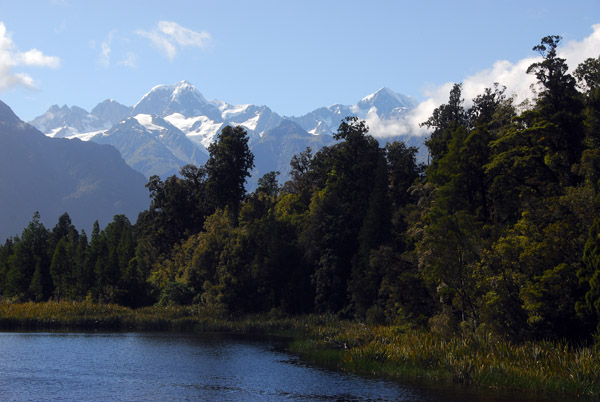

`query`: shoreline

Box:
[0,301,597,400]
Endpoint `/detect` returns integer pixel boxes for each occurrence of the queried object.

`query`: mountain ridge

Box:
[29,82,425,185]
[0,100,149,241]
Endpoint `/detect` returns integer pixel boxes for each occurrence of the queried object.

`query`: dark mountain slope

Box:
[0,101,149,240]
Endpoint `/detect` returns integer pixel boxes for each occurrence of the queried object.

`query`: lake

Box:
[0,332,561,401]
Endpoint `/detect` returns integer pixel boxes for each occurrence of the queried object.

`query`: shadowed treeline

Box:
[1,36,600,349]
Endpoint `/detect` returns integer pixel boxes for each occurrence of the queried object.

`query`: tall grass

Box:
[0,301,203,331]
[289,323,600,399]
[0,301,329,333]
[0,302,597,398]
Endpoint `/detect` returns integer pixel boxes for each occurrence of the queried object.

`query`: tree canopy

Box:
[2,37,600,344]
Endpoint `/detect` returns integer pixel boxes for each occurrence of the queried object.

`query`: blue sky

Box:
[0,0,599,122]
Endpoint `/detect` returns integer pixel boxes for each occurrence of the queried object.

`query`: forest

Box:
[1,35,600,344]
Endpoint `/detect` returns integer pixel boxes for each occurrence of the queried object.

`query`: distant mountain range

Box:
[0,101,149,241]
[30,81,425,186]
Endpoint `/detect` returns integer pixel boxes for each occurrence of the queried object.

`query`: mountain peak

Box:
[96,98,118,105]
[91,99,131,126]
[138,81,205,103]
[175,80,194,89]
[133,81,213,117]
[357,87,417,114]
[0,100,22,125]
[361,87,400,103]
[172,80,205,102]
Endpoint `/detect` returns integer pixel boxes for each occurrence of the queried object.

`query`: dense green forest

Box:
[2,36,600,343]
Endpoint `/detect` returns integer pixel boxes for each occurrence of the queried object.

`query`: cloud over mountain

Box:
[405,24,600,136]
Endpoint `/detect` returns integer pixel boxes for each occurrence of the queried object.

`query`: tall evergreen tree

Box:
[205,125,255,220]
[422,83,468,165]
[50,238,70,300]
[525,35,585,186]
[6,212,50,300]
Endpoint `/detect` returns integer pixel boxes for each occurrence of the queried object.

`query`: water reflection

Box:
[0,332,576,401]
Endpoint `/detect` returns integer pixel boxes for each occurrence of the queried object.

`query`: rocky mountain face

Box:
[29,81,424,186]
[0,100,149,241]
[92,114,208,179]
[91,99,132,127]
[30,104,109,137]
[248,120,335,189]
[288,87,418,135]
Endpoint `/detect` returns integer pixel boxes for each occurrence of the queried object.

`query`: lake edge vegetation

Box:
[0,301,597,400]
[1,36,600,399]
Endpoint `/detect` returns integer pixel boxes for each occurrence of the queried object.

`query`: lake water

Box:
[0,332,564,401]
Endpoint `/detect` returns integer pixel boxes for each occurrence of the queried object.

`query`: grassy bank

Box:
[289,322,600,400]
[0,302,598,399]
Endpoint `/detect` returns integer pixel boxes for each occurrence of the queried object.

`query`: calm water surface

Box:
[0,332,562,401]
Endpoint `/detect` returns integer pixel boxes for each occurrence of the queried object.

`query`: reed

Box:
[288,323,600,399]
[0,302,597,399]
[0,301,199,330]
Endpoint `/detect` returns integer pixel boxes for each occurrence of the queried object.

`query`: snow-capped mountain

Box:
[289,104,351,136]
[356,87,417,119]
[30,104,110,136]
[141,81,284,147]
[133,81,222,121]
[288,87,418,135]
[248,119,335,188]
[92,114,208,179]
[29,81,423,185]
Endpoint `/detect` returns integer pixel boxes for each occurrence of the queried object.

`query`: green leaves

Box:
[206,125,255,217]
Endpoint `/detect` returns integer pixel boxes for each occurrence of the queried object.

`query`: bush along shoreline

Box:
[0,301,597,400]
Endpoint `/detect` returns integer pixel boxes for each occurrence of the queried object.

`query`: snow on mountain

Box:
[133,80,221,120]
[29,81,423,182]
[130,81,285,148]
[47,126,77,139]
[217,102,250,118]
[248,119,335,189]
[162,95,283,148]
[290,104,352,136]
[31,99,131,141]
[289,87,418,137]
[356,87,418,119]
[49,126,107,141]
[165,113,223,149]
[222,104,283,137]
[133,114,166,132]
[92,114,208,178]
[30,104,109,135]
[163,113,205,132]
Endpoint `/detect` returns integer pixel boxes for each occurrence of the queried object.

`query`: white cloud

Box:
[401,24,600,137]
[157,21,211,47]
[561,23,600,70]
[100,30,115,68]
[136,21,211,60]
[101,42,111,66]
[0,22,61,92]
[137,29,176,59]
[363,107,411,138]
[16,49,61,68]
[118,52,137,68]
